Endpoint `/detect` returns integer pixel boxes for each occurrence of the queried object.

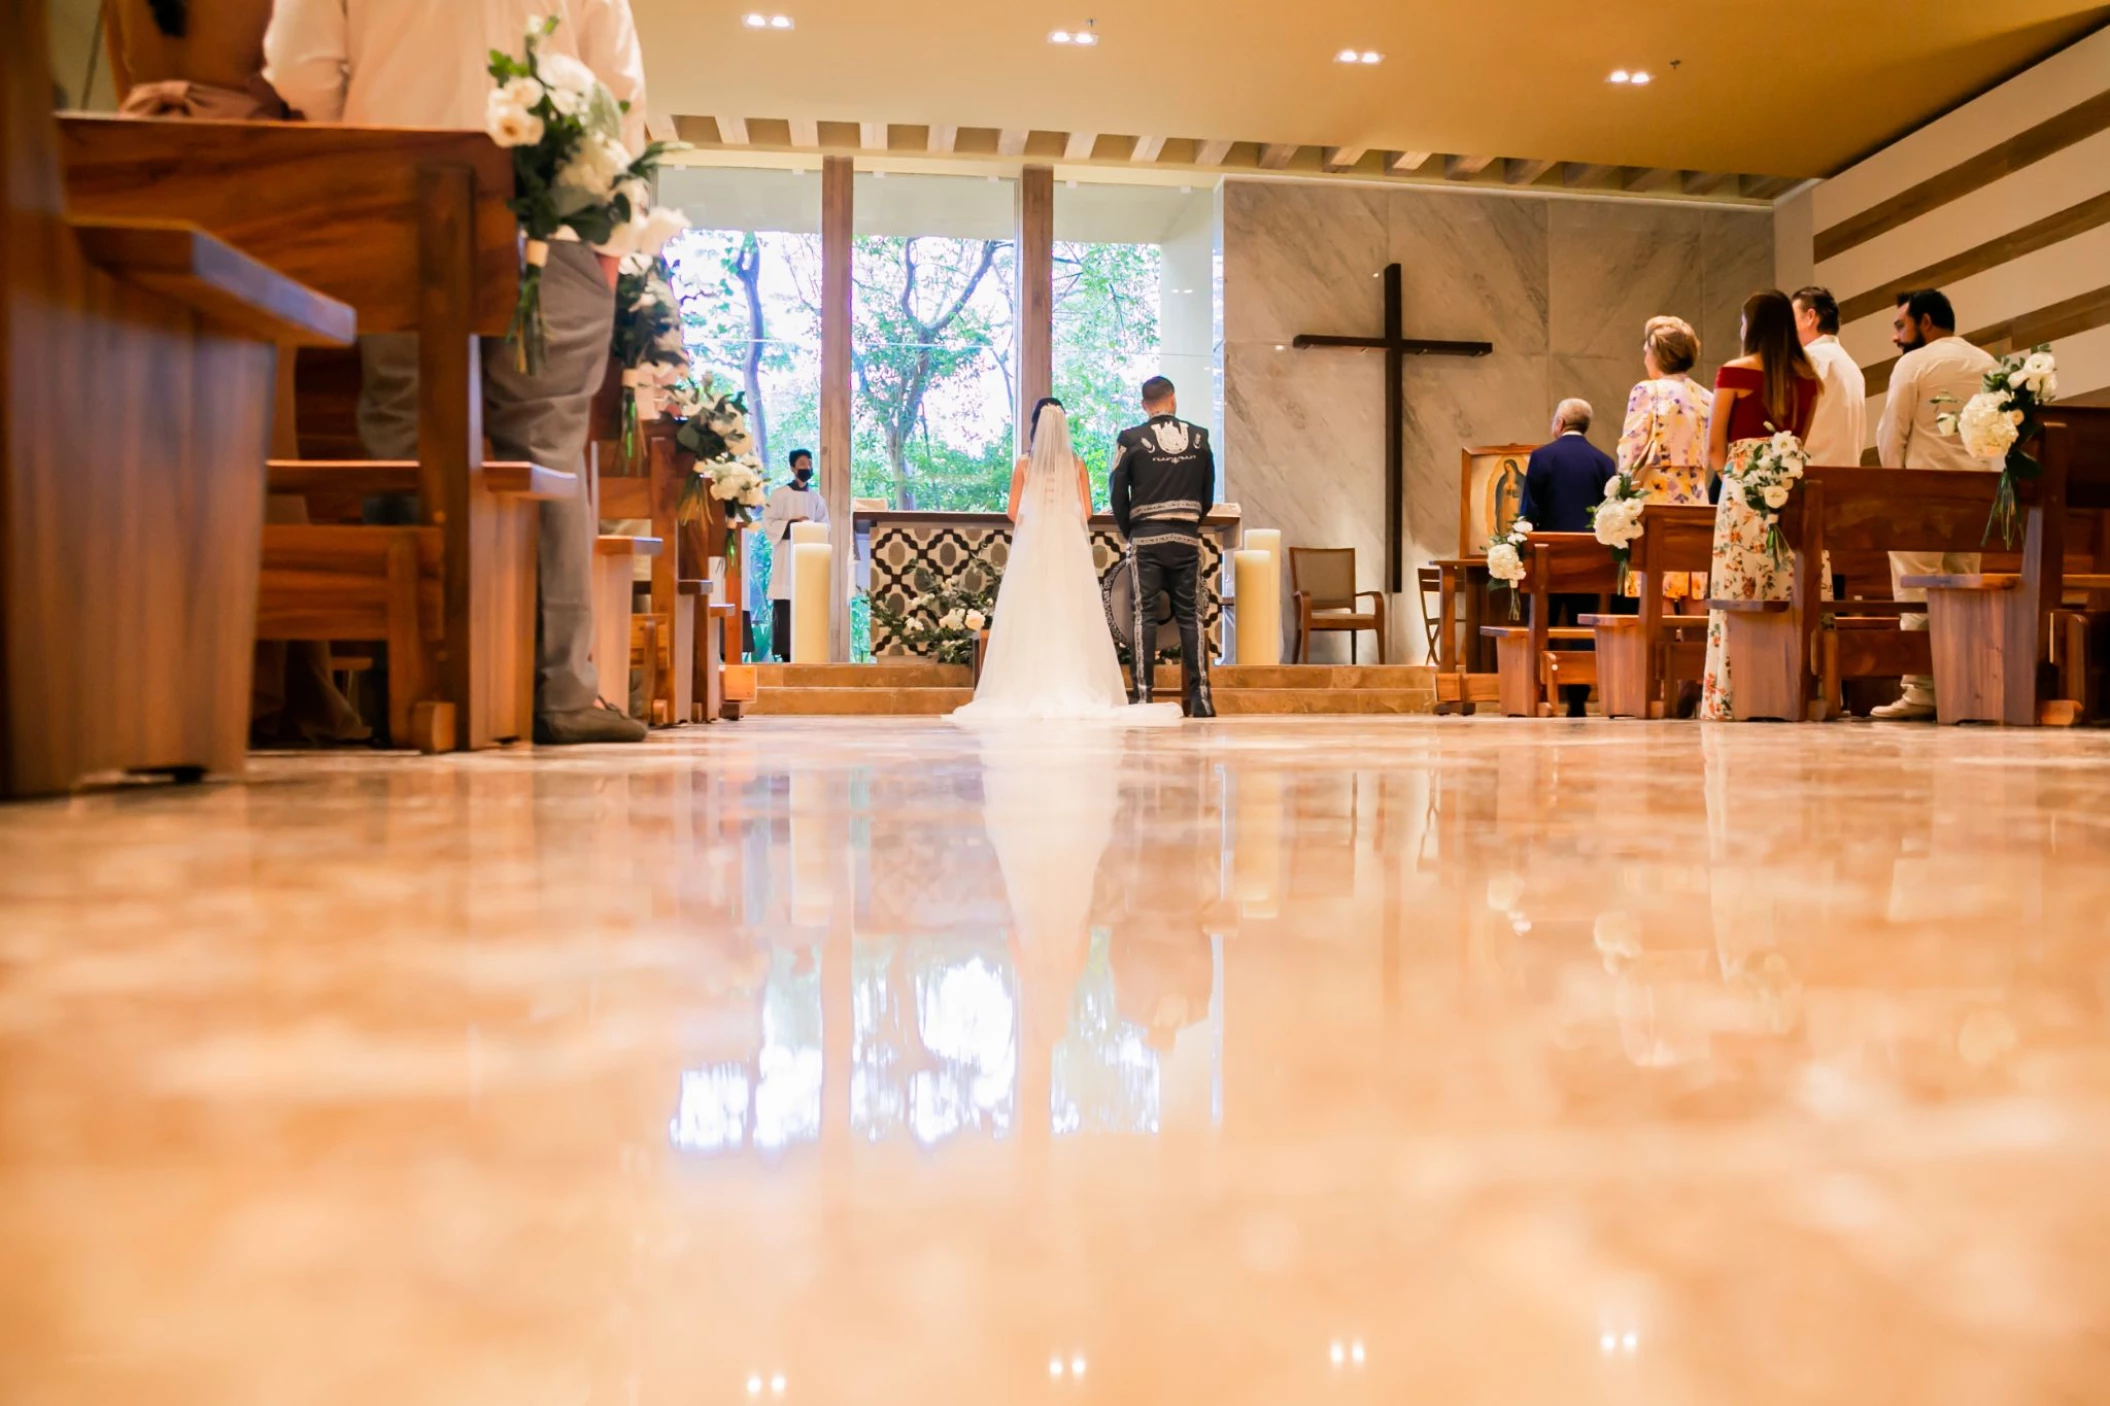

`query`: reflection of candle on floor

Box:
[790,770,830,926]
[1230,768,1283,917]
[792,542,832,663]
[1234,548,1282,666]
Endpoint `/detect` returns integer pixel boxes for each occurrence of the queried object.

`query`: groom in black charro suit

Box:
[1112,376,1216,718]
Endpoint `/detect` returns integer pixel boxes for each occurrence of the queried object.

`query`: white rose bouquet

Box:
[672,373,767,526]
[611,256,690,466]
[485,17,684,373]
[1934,344,2059,548]
[1590,472,1647,590]
[871,576,995,664]
[1722,429,1808,566]
[1485,517,1532,620]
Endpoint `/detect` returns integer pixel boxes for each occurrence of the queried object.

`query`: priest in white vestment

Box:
[761,449,828,660]
[1793,286,1868,466]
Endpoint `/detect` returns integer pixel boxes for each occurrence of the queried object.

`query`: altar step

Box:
[748,661,1437,716]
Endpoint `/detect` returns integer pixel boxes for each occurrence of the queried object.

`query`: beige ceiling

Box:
[635,1,2109,182]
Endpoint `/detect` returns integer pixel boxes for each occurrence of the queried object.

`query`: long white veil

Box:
[952,404,1177,723]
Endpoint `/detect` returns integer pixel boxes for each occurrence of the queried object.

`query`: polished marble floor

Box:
[4,718,2110,1403]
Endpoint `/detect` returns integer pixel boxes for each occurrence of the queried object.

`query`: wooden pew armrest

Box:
[74,218,354,347]
[596,534,664,557]
[267,459,578,500]
[678,579,715,597]
[1897,573,2020,591]
[487,463,578,500]
[1706,599,1791,613]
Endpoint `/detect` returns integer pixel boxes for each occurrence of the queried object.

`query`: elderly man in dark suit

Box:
[1520,399,1617,716]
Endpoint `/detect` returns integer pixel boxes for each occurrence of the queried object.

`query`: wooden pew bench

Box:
[5,10,353,797]
[57,116,562,753]
[1583,504,1715,720]
[1476,533,1620,717]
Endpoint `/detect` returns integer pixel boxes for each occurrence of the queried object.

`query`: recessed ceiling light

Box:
[1608,70,1630,83]
[743,13,767,26]
[769,14,792,28]
[1360,51,1382,64]
[1051,29,1073,42]
[1336,48,1360,63]
[1074,31,1098,45]
[1630,70,1652,84]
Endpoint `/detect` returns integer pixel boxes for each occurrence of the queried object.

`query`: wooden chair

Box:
[1584,505,1716,719]
[56,115,569,753]
[1290,547,1388,664]
[1712,467,2042,723]
[3,11,352,798]
[1416,564,1443,660]
[1477,534,1618,716]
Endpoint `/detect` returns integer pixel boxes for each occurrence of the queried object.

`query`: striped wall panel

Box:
[1784,24,2110,451]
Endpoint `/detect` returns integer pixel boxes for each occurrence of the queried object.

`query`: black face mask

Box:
[793,468,813,486]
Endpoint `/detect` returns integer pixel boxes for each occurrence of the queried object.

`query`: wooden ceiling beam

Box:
[1443,154,1495,180]
[1321,146,1367,172]
[1681,169,1734,196]
[1258,143,1298,170]
[1386,150,1434,174]
[1620,166,1676,191]
[1195,139,1233,166]
[927,123,957,154]
[1740,173,1800,200]
[1562,162,1615,188]
[1504,157,1554,186]
[787,117,820,149]
[715,115,750,146]
[1131,134,1166,163]
[1064,131,1097,162]
[997,129,1030,157]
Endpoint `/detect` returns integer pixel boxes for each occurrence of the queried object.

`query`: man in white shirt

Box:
[1873,288,1998,721]
[760,450,829,660]
[1793,286,1867,466]
[263,0,649,745]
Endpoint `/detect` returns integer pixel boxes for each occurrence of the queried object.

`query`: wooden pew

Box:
[55,115,568,752]
[1477,534,1619,717]
[1711,466,2040,723]
[2015,408,2110,723]
[1584,504,1716,719]
[4,11,352,797]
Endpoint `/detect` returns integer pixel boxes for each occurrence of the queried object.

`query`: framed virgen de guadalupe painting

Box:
[1459,444,1540,557]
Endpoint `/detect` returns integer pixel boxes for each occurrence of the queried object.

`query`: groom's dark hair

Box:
[1141,376,1176,407]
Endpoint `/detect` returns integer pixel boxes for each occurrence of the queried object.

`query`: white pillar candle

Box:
[1243,528,1282,561]
[791,542,833,664]
[790,521,830,546]
[1234,548,1282,667]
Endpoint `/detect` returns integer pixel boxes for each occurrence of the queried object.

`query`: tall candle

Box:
[791,542,832,664]
[1243,528,1282,561]
[790,521,830,546]
[1234,548,1282,667]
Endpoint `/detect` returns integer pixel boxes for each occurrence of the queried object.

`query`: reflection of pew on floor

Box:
[4,15,352,798]
[57,116,570,753]
[1477,534,1618,717]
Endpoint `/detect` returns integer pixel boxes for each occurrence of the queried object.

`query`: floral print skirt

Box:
[1699,440,1828,721]
[1625,464,1712,601]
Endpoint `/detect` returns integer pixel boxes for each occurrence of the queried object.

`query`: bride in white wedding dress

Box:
[952,399,1181,724]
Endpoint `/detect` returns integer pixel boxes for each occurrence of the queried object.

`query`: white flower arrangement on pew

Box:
[1484,517,1532,620]
[1590,472,1647,591]
[610,254,692,465]
[1722,429,1809,567]
[1934,345,2058,548]
[670,373,767,527]
[485,16,684,373]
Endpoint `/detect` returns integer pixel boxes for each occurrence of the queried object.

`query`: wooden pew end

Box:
[410,700,457,755]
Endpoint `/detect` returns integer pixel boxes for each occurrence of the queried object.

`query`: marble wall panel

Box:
[1387,192,1550,352]
[1548,200,1706,361]
[1222,182,1390,345]
[1548,353,1651,461]
[1702,209,1780,379]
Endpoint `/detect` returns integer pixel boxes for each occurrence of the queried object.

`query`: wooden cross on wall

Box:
[1293,263,1492,593]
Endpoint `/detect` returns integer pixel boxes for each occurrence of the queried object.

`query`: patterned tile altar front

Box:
[4,720,2109,1403]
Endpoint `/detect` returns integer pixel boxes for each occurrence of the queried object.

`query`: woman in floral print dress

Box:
[1699,291,1824,721]
[1614,315,1715,602]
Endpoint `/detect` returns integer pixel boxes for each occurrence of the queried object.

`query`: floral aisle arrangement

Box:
[1934,345,2059,547]
[1721,430,1810,566]
[485,16,683,373]
[871,578,992,665]
[611,255,691,465]
[672,374,765,527]
[1484,517,1533,620]
[1590,473,1647,591]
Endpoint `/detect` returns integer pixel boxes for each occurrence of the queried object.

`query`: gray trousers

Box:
[356,243,613,717]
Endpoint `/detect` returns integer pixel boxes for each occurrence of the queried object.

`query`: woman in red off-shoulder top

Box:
[1700,290,1825,720]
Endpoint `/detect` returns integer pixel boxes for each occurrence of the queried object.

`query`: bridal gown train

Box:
[952,407,1181,725]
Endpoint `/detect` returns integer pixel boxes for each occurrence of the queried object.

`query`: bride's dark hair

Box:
[1027,396,1065,448]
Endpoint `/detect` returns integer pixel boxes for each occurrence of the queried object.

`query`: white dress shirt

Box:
[762,483,829,601]
[263,0,648,155]
[1877,335,1999,472]
[1802,334,1868,466]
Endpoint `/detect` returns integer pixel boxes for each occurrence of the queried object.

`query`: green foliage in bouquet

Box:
[871,573,993,665]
